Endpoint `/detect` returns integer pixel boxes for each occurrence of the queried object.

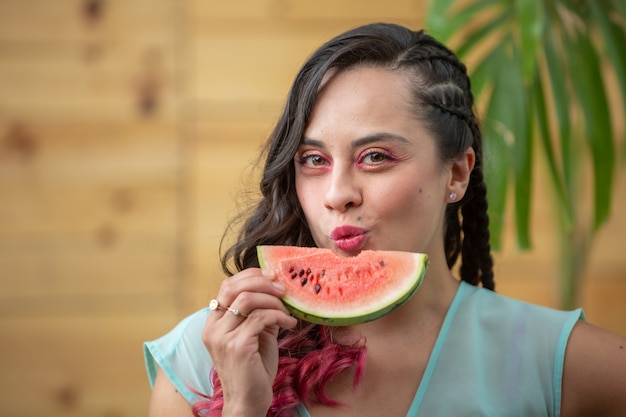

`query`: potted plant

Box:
[427,0,626,308]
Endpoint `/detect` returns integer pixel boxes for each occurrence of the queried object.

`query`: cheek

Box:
[295,177,316,218]
[295,180,326,245]
[375,180,430,214]
[295,175,305,203]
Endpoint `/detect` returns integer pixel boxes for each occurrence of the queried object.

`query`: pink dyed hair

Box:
[191,321,366,417]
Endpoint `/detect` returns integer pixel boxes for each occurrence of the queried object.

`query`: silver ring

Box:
[226,306,248,318]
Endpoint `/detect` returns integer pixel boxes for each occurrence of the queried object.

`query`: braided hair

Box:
[207,23,495,417]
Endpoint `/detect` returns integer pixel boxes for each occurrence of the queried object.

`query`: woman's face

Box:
[295,66,470,256]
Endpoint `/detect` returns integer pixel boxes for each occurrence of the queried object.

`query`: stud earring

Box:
[449,192,457,201]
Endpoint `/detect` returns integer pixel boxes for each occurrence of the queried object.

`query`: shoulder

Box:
[451,283,583,369]
[421,284,586,415]
[464,284,626,416]
[148,368,196,417]
[144,308,214,404]
[561,321,626,417]
[144,308,211,373]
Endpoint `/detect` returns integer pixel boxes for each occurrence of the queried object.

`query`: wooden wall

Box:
[0,1,623,416]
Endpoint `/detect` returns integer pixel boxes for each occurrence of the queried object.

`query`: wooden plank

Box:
[0,0,188,316]
[190,0,425,21]
[0,42,180,122]
[193,98,285,126]
[0,313,179,417]
[0,293,178,317]
[0,121,179,227]
[0,120,182,314]
[0,0,182,123]
[0,183,178,236]
[0,238,178,296]
[189,18,427,104]
[192,32,328,103]
[0,0,179,43]
[181,121,271,308]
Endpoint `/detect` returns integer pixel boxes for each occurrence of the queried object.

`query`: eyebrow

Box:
[301,132,411,149]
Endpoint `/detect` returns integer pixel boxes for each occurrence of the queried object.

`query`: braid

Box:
[461,113,495,290]
[460,166,495,289]
[460,90,495,290]
[454,112,495,289]
[444,205,461,269]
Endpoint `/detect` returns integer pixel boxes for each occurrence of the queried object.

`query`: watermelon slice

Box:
[257,246,428,326]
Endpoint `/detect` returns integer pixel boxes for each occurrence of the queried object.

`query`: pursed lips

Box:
[330,225,368,252]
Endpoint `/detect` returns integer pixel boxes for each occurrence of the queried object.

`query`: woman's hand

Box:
[202,268,298,417]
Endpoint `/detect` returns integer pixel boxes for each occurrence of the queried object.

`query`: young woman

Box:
[144,23,626,417]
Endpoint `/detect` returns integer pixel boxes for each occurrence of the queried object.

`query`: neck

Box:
[344,262,460,343]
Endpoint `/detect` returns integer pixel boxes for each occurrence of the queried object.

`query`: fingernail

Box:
[262,269,275,278]
[272,281,285,291]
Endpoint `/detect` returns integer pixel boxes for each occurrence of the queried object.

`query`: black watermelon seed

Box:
[315,284,321,293]
[306,268,311,275]
[301,278,308,286]
[289,266,295,273]
[299,269,305,277]
[291,272,298,279]
[321,270,326,276]
[380,260,385,267]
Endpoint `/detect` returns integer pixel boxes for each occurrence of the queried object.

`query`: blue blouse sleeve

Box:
[143,308,214,404]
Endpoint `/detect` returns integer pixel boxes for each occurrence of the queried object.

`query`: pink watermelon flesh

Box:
[257,246,428,326]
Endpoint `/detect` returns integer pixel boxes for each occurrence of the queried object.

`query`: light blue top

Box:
[144,282,583,416]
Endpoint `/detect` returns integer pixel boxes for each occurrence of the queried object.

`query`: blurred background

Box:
[0,1,624,416]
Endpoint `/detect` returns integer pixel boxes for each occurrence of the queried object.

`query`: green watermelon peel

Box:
[257,246,429,326]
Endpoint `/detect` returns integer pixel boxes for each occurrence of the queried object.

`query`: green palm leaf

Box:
[542,29,574,206]
[564,27,615,229]
[427,0,625,307]
[515,0,546,84]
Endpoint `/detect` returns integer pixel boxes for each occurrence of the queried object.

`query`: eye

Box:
[308,155,327,166]
[297,152,330,168]
[363,151,387,164]
[359,149,395,166]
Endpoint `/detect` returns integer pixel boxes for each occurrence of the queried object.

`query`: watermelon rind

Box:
[257,245,429,326]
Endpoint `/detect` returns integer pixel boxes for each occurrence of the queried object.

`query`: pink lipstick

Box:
[330,225,367,253]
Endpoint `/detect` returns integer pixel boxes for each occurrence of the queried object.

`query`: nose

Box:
[323,168,363,212]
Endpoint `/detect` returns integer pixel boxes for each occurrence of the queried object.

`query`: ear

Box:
[447,147,475,202]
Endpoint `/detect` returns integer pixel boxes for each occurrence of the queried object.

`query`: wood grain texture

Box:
[0,1,623,416]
